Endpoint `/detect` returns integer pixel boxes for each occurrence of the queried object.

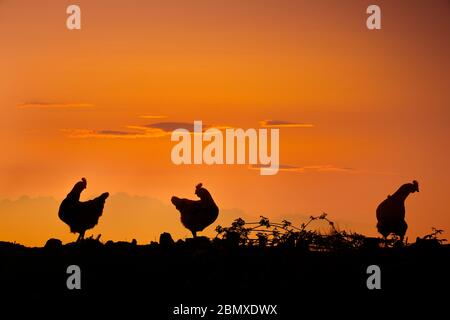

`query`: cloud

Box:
[259,120,314,128]
[62,122,206,139]
[145,122,202,132]
[62,122,203,139]
[97,130,135,136]
[61,128,167,139]
[249,164,355,173]
[17,102,94,109]
[138,115,168,119]
[143,122,239,137]
[0,193,253,246]
[63,121,238,139]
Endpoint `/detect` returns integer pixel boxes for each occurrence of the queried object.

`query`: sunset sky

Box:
[0,0,449,246]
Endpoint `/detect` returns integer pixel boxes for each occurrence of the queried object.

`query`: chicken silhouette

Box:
[58,178,109,241]
[171,183,219,238]
[376,180,419,241]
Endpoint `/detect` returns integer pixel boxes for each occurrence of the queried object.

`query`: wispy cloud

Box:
[138,115,168,119]
[64,120,239,139]
[145,122,201,132]
[61,128,167,139]
[140,122,237,136]
[62,122,206,139]
[0,194,256,246]
[17,102,94,109]
[249,164,355,173]
[259,120,314,128]
[97,130,134,136]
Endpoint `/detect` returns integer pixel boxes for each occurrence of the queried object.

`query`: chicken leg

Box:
[77,231,85,242]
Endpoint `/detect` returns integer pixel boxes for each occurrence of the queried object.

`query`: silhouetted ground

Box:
[0,236,448,318]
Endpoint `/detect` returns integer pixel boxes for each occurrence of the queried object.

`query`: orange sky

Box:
[0,0,449,246]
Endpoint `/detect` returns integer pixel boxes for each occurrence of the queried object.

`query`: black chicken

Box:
[376,180,419,241]
[58,178,109,241]
[171,183,219,238]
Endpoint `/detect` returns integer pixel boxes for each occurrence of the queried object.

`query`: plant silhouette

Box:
[215,213,367,250]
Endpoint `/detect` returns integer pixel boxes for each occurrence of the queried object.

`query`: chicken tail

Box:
[99,192,109,201]
[171,196,180,205]
[172,196,188,211]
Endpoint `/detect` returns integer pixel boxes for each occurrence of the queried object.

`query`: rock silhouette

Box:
[376,180,419,241]
[58,178,109,241]
[171,183,219,237]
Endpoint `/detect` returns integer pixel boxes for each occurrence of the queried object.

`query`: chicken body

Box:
[376,180,419,241]
[171,183,219,237]
[58,178,109,241]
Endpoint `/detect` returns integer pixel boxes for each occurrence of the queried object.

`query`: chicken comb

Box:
[196,183,203,189]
